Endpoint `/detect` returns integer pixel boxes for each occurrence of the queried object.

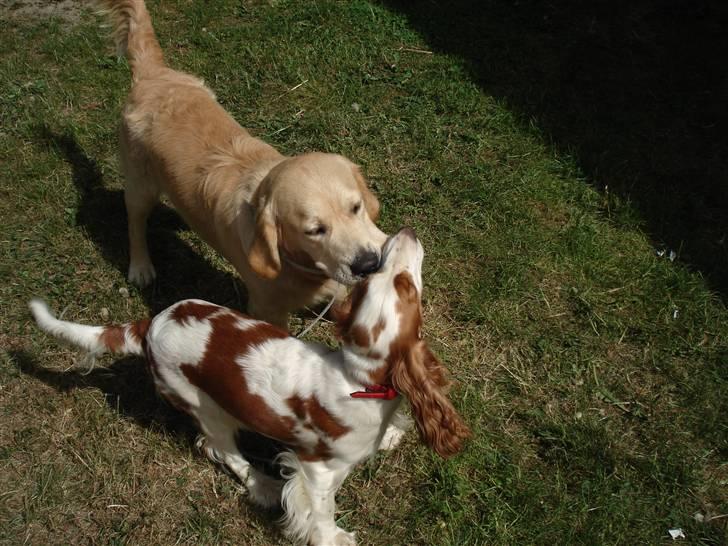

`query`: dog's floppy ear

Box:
[391,340,470,458]
[248,198,281,279]
[351,165,381,222]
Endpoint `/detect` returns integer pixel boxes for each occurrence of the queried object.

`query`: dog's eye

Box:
[351,202,362,215]
[305,225,327,236]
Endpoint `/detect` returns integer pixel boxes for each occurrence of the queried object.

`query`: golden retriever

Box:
[100,0,387,327]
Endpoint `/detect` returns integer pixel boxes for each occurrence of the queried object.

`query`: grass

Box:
[1,0,727,544]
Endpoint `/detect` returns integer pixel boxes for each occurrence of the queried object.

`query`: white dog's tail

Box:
[95,0,165,81]
[29,299,149,360]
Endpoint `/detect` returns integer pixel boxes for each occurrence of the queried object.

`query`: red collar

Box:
[350,384,398,400]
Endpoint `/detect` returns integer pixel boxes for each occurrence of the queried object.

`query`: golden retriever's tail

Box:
[95,0,165,81]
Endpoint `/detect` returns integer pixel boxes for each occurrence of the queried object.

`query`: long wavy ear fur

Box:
[391,341,470,458]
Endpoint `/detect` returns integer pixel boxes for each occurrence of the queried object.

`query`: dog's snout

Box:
[351,250,381,277]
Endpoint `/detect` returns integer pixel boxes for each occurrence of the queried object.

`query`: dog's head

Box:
[334,227,470,458]
[247,152,387,284]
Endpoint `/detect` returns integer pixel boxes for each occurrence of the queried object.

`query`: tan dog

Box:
[101,0,387,327]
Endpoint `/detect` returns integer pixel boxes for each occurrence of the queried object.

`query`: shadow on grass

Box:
[381,0,728,299]
[13,348,288,481]
[36,126,247,314]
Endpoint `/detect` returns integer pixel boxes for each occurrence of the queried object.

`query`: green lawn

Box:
[1,1,726,544]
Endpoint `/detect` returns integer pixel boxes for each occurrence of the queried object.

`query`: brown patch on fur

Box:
[333,279,370,339]
[180,312,296,441]
[298,439,333,461]
[286,394,350,461]
[371,318,386,343]
[367,364,390,386]
[100,326,125,352]
[171,301,221,324]
[307,397,350,439]
[130,318,151,343]
[287,395,306,420]
[335,279,379,354]
[349,324,370,348]
[101,318,150,353]
[286,395,350,439]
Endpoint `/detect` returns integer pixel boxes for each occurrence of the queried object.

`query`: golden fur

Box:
[99,0,387,327]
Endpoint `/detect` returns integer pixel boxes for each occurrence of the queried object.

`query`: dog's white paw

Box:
[333,529,356,546]
[378,423,406,451]
[128,261,156,287]
[311,527,356,546]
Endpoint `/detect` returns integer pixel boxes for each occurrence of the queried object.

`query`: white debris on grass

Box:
[668,528,685,540]
[655,248,677,262]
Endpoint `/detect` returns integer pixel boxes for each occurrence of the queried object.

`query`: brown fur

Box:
[98,0,387,328]
[99,318,150,352]
[170,301,221,324]
[99,325,126,352]
[286,396,351,440]
[387,272,470,458]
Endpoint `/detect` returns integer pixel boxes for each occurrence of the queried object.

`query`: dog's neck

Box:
[339,345,392,392]
[280,249,329,279]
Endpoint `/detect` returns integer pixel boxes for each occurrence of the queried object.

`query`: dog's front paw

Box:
[310,528,356,546]
[332,529,356,546]
[128,261,156,287]
[378,423,406,451]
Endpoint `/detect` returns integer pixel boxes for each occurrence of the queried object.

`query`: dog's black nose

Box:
[351,250,381,277]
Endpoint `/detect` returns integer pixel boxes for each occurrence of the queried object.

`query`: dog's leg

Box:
[197,431,282,508]
[119,126,159,287]
[303,461,354,546]
[280,456,355,546]
[378,409,412,451]
[124,174,159,287]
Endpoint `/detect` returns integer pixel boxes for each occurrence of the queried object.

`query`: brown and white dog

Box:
[29,228,470,545]
[97,0,387,327]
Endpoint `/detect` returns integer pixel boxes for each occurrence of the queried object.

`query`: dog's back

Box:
[98,0,283,275]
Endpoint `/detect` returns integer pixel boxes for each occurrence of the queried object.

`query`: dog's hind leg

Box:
[120,131,159,287]
[197,428,283,508]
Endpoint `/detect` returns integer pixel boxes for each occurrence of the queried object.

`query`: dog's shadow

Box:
[14,349,196,439]
[13,349,288,522]
[37,126,247,315]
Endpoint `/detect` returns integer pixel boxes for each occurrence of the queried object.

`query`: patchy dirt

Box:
[0,0,85,23]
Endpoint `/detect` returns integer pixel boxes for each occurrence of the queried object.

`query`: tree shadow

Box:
[36,126,247,314]
[381,0,728,299]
